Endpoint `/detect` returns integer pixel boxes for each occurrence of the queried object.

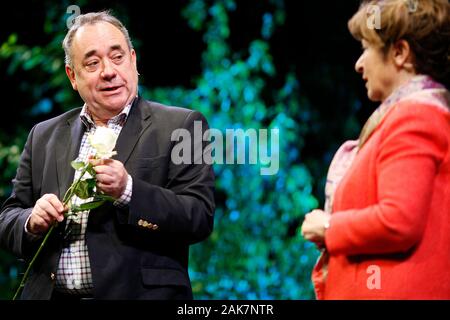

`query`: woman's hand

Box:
[301,209,331,247]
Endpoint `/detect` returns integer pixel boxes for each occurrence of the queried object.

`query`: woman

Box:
[301,0,450,299]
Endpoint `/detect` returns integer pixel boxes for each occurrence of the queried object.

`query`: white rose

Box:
[88,126,118,159]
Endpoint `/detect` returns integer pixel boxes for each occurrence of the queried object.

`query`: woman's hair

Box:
[348,0,449,85]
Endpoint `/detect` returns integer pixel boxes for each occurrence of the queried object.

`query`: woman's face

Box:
[355,40,398,102]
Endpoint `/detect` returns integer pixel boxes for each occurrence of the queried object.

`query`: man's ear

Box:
[392,39,415,72]
[65,64,78,91]
[130,49,137,70]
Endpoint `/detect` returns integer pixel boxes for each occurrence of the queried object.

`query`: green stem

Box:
[12,164,90,300]
[62,165,89,205]
[12,223,56,300]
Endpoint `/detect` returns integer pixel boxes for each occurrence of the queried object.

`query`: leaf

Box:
[79,200,105,210]
[71,200,105,213]
[94,194,116,202]
[71,160,85,171]
[73,179,95,199]
[87,178,96,188]
[8,33,17,45]
[86,163,96,177]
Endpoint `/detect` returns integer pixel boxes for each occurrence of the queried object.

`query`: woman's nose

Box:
[355,54,364,74]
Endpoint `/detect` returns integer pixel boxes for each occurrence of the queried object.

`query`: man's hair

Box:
[348,0,450,84]
[62,11,134,67]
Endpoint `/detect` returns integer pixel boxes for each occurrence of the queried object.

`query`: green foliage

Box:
[0,0,320,299]
[142,0,319,299]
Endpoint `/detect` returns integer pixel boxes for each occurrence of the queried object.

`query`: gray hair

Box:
[62,11,134,67]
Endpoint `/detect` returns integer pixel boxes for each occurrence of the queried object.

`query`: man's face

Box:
[65,21,138,116]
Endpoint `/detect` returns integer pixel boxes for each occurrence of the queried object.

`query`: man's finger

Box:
[89,158,103,166]
[96,183,112,194]
[33,215,49,230]
[46,195,65,213]
[95,173,115,185]
[33,207,53,224]
[92,165,112,175]
[37,200,63,222]
[90,158,113,167]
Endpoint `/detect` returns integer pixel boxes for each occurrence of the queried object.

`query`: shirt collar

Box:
[80,97,136,130]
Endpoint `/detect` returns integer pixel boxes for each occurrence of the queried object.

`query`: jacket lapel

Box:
[114,97,152,165]
[55,114,85,200]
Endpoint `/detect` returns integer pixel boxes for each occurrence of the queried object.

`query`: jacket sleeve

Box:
[117,110,215,244]
[0,125,40,259]
[325,103,449,256]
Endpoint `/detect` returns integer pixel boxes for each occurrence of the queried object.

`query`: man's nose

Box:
[100,59,116,80]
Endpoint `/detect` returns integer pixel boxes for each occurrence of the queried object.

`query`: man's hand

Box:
[28,194,65,235]
[90,158,128,199]
[300,209,331,246]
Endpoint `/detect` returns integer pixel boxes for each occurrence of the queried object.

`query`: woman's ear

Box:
[392,39,415,72]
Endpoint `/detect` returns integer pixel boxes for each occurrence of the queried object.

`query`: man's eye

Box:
[113,55,123,61]
[87,61,98,67]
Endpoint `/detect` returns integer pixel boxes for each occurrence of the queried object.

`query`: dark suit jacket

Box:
[0,97,215,299]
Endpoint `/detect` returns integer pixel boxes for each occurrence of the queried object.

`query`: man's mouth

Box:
[100,85,123,92]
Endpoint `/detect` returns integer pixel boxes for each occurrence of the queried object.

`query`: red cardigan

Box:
[322,101,450,299]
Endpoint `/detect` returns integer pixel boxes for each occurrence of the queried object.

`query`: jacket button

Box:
[50,273,56,281]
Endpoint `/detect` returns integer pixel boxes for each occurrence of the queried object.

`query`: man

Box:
[0,11,215,300]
